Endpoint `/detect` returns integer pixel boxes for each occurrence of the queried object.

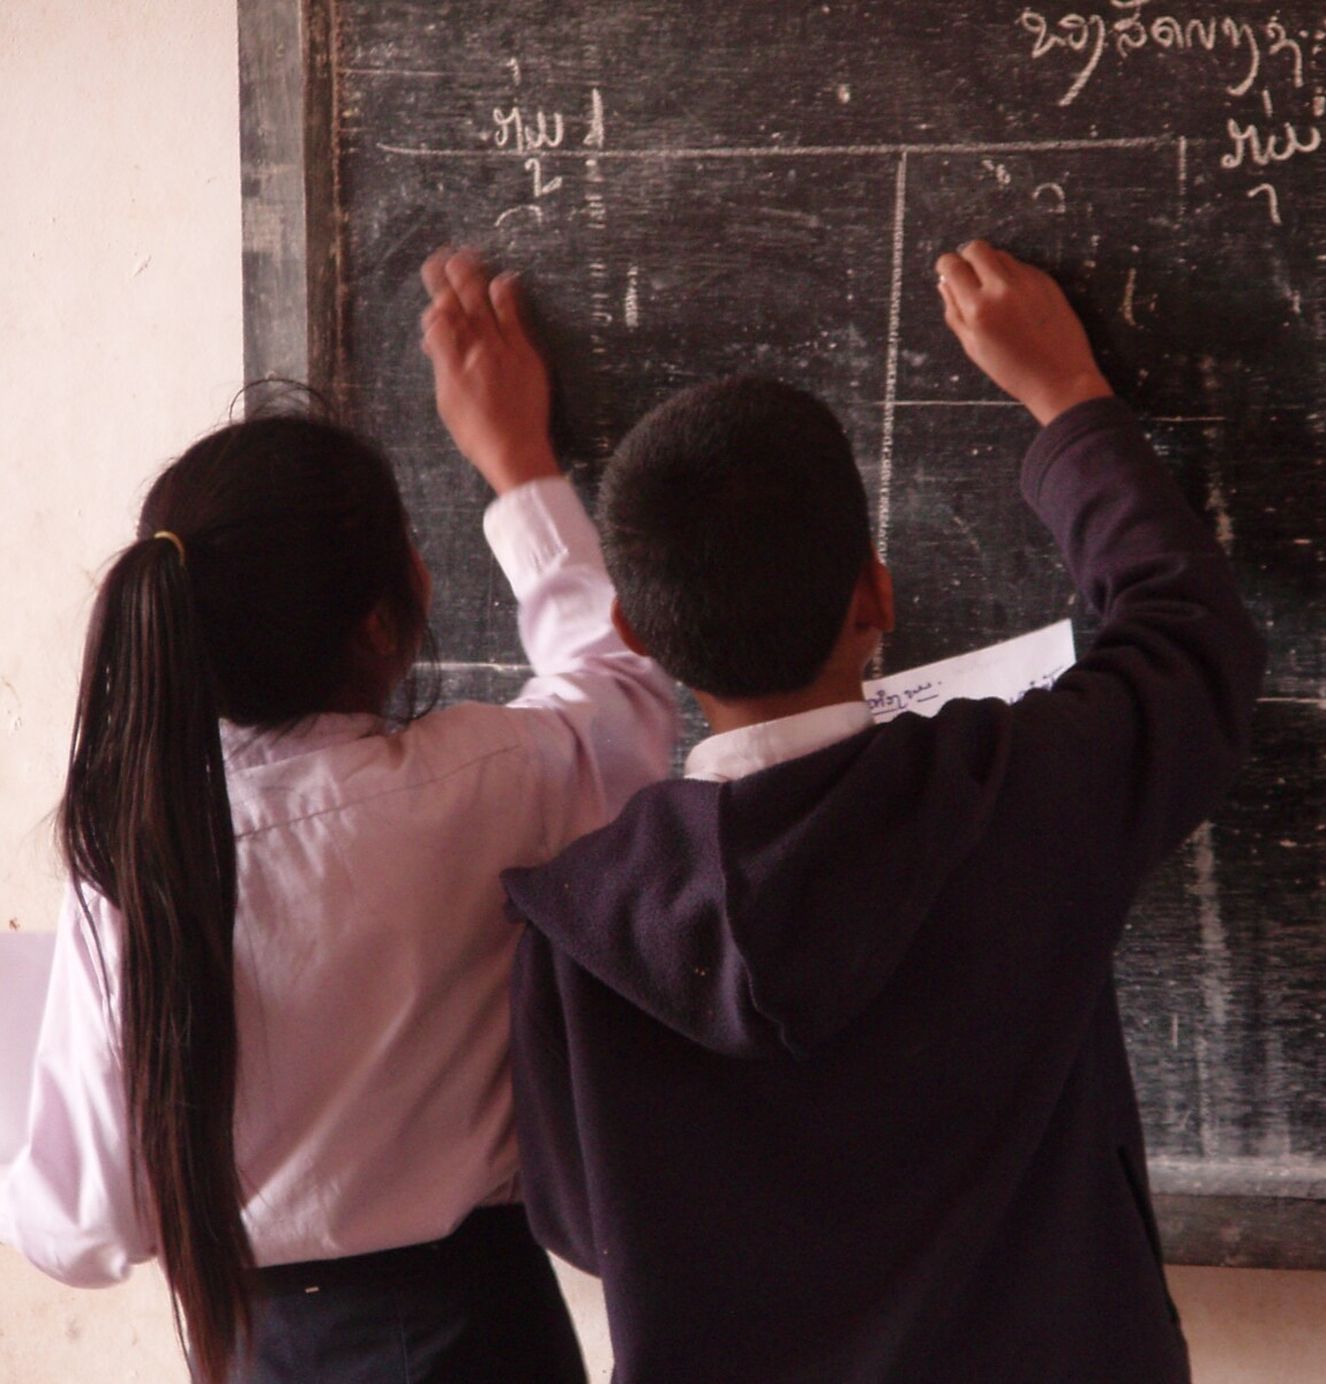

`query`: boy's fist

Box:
[935,241,1112,426]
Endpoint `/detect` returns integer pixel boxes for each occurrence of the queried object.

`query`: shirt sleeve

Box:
[484,476,679,852]
[0,887,154,1286]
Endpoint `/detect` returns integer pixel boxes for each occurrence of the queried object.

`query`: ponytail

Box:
[60,535,253,1382]
[57,408,432,1380]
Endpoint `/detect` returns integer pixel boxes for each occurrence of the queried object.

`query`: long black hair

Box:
[59,410,433,1381]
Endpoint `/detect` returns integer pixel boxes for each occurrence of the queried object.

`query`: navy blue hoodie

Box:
[505,399,1265,1383]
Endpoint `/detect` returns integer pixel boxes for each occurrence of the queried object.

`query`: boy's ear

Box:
[858,556,895,635]
[611,598,652,657]
[876,559,895,634]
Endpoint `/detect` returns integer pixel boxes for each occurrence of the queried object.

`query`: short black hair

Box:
[598,375,872,697]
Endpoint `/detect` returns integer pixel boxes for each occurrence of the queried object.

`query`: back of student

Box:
[502,244,1266,1382]
[1,250,676,1384]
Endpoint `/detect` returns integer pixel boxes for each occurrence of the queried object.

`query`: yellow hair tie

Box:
[153,530,186,565]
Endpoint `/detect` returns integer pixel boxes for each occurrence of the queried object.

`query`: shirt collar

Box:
[220,712,386,771]
[684,701,874,783]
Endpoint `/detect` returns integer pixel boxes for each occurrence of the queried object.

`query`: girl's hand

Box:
[420,247,561,494]
[935,240,1113,426]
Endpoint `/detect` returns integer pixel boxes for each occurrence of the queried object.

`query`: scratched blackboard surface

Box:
[239,1,1326,1265]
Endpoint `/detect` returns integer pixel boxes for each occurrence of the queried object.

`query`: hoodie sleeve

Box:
[1014,396,1265,873]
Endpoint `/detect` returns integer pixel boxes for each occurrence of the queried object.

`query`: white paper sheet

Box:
[0,933,56,1167]
[862,619,1076,725]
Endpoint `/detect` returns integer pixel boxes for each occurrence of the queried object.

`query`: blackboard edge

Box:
[1158,1193,1326,1271]
[238,0,337,401]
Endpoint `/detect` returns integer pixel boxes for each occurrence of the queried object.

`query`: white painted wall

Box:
[0,3,1321,1380]
[0,0,244,1376]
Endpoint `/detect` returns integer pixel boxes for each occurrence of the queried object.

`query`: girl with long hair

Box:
[0,249,675,1382]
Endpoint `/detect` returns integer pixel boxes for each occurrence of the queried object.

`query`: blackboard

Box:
[239,0,1326,1268]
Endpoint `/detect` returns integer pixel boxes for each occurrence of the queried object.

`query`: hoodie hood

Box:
[504,703,1009,1058]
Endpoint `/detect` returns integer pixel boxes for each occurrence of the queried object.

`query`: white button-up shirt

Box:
[0,477,676,1285]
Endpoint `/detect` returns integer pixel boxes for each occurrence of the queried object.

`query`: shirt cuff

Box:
[482,476,605,601]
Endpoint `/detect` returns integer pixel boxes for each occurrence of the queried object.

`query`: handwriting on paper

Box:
[862,620,1076,725]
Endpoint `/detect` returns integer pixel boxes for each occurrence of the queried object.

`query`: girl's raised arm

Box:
[420,247,678,845]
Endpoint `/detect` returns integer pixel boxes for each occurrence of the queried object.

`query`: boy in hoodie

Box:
[502,241,1265,1383]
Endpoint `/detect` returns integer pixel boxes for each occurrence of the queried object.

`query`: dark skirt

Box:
[225,1205,587,1383]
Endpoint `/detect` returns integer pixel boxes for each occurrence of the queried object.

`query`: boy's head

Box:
[598,375,876,698]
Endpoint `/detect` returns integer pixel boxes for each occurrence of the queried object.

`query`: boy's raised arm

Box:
[936,239,1264,871]
[935,239,1114,426]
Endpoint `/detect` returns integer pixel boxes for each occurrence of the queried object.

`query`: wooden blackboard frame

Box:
[237,0,338,395]
[237,0,1325,1272]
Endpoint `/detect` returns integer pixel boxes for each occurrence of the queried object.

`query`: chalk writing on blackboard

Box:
[491,84,606,228]
[1018,4,1325,221]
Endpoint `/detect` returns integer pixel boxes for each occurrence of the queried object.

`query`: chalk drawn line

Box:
[876,153,908,562]
[894,402,1230,423]
[376,137,1171,160]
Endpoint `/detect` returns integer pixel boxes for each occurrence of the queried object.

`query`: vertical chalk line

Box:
[1177,135,1188,224]
[877,152,908,562]
[1187,821,1233,1160]
[584,156,613,456]
[580,43,613,458]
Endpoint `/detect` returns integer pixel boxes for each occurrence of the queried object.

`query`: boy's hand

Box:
[935,241,1113,426]
[420,247,560,494]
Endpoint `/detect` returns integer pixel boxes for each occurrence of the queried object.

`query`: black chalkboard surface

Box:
[239,1,1325,1267]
